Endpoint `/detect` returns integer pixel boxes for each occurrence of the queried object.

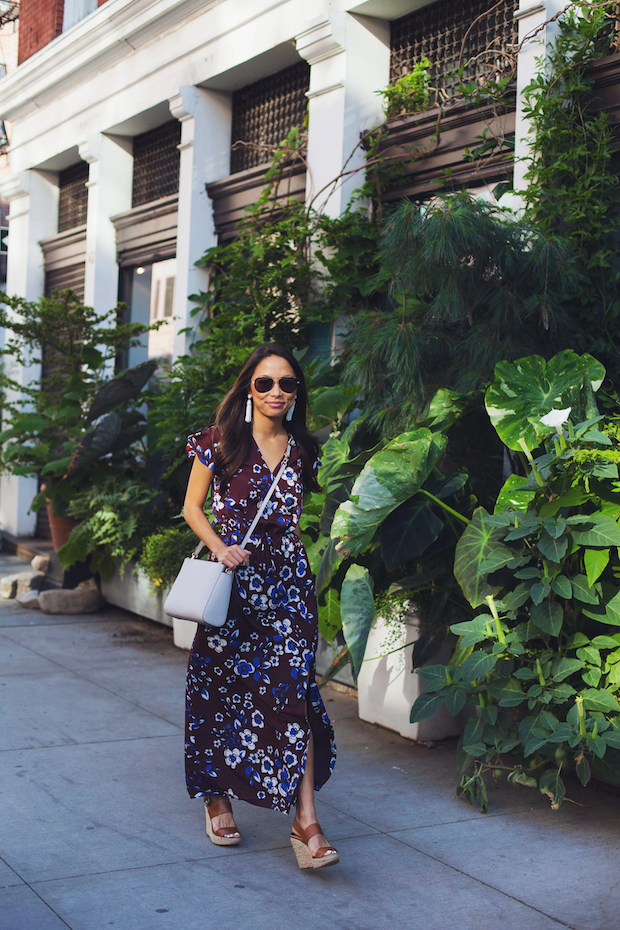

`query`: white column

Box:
[513,1,567,193]
[0,169,58,536]
[297,14,390,218]
[79,133,133,314]
[169,86,232,358]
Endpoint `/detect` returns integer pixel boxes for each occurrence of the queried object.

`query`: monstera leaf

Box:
[485,351,605,451]
[330,428,447,558]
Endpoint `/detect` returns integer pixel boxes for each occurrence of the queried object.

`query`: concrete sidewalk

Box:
[1,551,619,930]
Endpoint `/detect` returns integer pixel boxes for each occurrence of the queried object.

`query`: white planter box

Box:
[172,617,198,650]
[358,613,466,741]
[101,560,171,628]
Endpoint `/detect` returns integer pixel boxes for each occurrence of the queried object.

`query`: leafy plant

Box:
[411,349,620,810]
[522,6,620,388]
[377,59,430,119]
[0,289,161,518]
[344,193,580,433]
[140,524,197,591]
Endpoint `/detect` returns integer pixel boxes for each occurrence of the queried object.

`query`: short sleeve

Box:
[312,455,322,480]
[186,426,218,471]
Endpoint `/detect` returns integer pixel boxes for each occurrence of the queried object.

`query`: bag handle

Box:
[191,439,292,559]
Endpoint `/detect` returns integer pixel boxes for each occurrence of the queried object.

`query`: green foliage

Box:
[190,198,379,386]
[344,194,580,433]
[413,349,620,810]
[0,289,160,518]
[57,474,175,580]
[485,350,605,452]
[377,59,430,119]
[522,7,620,387]
[140,524,197,591]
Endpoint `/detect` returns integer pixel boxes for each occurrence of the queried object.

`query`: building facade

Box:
[0,0,566,536]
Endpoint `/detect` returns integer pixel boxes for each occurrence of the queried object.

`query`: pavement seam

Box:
[387,831,576,929]
[0,733,181,753]
[0,854,75,930]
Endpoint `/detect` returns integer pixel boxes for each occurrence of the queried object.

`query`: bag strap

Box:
[191,439,292,559]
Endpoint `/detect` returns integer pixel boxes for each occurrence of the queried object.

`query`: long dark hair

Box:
[214,344,320,492]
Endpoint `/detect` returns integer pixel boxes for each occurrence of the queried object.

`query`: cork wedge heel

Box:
[289,818,339,869]
[204,797,241,846]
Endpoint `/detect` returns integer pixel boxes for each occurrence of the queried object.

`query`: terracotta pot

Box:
[46,504,77,551]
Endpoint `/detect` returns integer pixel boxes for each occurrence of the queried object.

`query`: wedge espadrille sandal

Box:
[204,797,241,846]
[289,818,339,869]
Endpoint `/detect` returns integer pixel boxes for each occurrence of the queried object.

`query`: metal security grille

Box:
[390,0,519,103]
[132,121,181,208]
[58,162,89,232]
[231,61,310,174]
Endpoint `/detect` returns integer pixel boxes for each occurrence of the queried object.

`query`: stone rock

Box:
[16,572,46,596]
[16,590,41,609]
[0,574,17,598]
[0,571,46,599]
[39,578,100,615]
[31,554,50,574]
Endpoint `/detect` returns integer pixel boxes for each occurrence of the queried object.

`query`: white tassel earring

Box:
[245,394,253,424]
[286,400,296,422]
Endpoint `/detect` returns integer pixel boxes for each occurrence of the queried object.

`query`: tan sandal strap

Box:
[291,819,323,843]
[206,798,232,817]
[315,846,337,858]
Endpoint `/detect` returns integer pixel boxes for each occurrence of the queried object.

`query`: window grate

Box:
[58,162,88,232]
[231,61,310,174]
[390,0,519,103]
[132,121,181,208]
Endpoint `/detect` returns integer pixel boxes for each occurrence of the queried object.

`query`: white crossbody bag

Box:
[164,442,291,628]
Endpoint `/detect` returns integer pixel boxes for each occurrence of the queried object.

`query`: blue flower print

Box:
[285,722,304,744]
[184,428,336,813]
[239,729,257,750]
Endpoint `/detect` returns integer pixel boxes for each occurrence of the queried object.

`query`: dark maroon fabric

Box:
[184,427,336,812]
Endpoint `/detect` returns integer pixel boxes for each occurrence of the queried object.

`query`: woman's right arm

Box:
[183,457,250,569]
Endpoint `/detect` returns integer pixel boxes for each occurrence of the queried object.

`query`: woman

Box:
[183,343,338,869]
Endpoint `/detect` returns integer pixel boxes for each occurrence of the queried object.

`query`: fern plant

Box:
[344,193,580,434]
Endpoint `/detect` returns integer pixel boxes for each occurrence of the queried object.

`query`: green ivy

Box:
[522,7,620,387]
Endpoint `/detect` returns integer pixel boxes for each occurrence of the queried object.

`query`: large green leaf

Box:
[572,515,620,548]
[318,588,342,643]
[311,385,360,425]
[581,688,620,713]
[485,351,605,451]
[539,768,566,809]
[494,474,536,514]
[315,537,343,596]
[453,507,506,607]
[379,497,443,571]
[584,548,610,587]
[531,599,563,636]
[331,429,446,558]
[460,649,498,681]
[340,564,375,679]
[64,413,122,476]
[419,387,479,433]
[86,360,158,421]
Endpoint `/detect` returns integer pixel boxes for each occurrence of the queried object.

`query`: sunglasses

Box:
[252,377,299,394]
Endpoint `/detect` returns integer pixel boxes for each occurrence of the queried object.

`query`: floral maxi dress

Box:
[184,427,336,813]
